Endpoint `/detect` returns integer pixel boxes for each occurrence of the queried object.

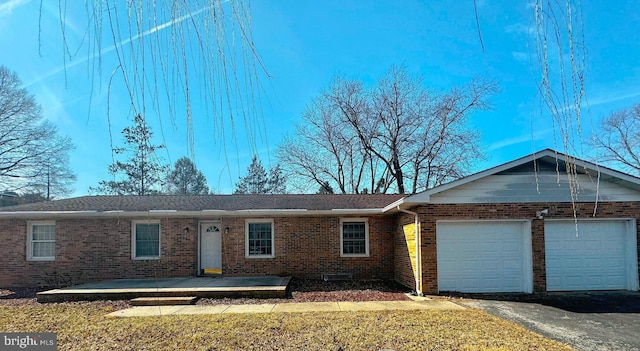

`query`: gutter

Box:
[398,206,422,296]
[0,208,386,219]
[381,197,406,212]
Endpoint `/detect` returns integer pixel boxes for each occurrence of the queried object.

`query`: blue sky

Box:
[1,0,639,196]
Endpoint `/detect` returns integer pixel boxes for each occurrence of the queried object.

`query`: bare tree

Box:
[280,67,497,194]
[29,152,76,200]
[594,103,640,174]
[278,86,377,194]
[0,66,76,197]
[408,77,494,191]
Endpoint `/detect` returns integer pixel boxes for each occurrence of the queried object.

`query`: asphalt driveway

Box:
[460,292,640,351]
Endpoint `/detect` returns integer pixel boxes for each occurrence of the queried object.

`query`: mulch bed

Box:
[197,278,412,305]
[0,278,411,308]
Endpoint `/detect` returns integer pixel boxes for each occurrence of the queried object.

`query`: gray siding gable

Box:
[429,171,640,203]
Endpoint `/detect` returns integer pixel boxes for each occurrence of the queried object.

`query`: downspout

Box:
[398,206,422,296]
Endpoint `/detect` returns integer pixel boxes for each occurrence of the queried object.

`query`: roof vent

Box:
[322,273,353,282]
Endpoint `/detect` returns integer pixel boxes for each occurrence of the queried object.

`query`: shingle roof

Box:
[0,194,405,213]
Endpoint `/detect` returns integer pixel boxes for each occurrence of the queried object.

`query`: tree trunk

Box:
[392,155,405,193]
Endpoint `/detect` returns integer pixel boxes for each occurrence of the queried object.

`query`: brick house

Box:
[1,149,639,294]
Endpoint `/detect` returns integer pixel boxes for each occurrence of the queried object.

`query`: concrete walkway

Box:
[108,299,464,317]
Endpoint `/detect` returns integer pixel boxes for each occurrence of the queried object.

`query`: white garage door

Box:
[545,220,639,291]
[437,221,532,293]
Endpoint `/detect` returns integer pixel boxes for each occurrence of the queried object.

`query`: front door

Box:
[200,222,222,275]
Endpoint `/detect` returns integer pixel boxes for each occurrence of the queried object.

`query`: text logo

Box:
[0,333,56,351]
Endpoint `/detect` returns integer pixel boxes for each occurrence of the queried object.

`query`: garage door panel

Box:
[502,264,522,275]
[437,221,532,293]
[545,220,637,291]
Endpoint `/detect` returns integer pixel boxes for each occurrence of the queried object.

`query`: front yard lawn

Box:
[0,302,573,351]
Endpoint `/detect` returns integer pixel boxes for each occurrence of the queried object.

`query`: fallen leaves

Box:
[0,304,574,350]
[0,280,575,350]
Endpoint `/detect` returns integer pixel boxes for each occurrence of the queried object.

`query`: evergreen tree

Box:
[234,155,269,194]
[166,157,209,195]
[267,164,286,194]
[91,115,167,195]
[316,180,334,194]
[235,156,289,194]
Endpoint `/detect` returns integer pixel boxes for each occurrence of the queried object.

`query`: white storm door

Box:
[200,222,222,274]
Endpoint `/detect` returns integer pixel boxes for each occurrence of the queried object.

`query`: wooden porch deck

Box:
[36,276,291,303]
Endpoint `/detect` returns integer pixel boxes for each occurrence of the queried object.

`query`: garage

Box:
[545,220,639,291]
[436,221,533,293]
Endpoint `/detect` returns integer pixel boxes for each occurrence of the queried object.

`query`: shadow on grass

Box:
[0,287,45,299]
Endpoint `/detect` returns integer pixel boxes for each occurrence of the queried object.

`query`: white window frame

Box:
[340,218,370,257]
[245,219,275,258]
[26,221,56,261]
[131,220,161,260]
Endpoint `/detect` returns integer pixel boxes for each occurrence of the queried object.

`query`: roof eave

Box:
[0,208,387,218]
[381,197,409,212]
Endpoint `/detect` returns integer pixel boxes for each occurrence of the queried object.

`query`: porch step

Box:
[130,296,199,306]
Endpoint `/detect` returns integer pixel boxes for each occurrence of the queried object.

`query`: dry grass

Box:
[0,303,574,351]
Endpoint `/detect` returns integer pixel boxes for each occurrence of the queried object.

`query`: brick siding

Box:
[0,218,198,287]
[0,215,395,288]
[219,216,394,280]
[408,202,640,294]
[2,202,639,291]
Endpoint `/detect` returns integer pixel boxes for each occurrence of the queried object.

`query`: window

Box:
[27,221,55,261]
[245,219,274,258]
[340,218,369,257]
[132,220,161,259]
